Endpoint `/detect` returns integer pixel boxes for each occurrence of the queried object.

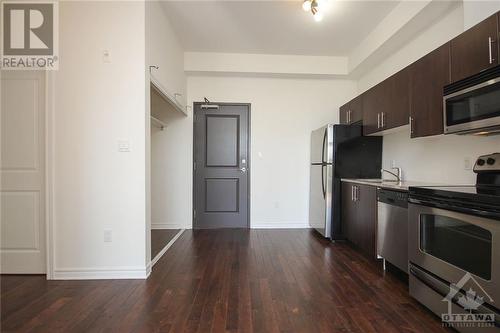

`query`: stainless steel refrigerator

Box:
[309,124,382,239]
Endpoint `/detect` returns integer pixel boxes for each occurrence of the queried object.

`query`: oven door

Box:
[443,77,500,134]
[409,203,500,302]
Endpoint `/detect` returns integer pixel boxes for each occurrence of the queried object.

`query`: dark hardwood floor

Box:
[1,229,450,333]
[151,229,180,259]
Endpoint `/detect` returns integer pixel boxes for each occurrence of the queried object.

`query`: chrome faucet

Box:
[381,167,402,182]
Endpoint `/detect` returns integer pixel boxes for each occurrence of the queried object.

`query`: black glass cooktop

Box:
[414,185,500,196]
[409,185,500,219]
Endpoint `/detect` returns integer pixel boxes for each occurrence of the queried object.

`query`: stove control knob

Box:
[477,159,486,166]
[487,158,496,165]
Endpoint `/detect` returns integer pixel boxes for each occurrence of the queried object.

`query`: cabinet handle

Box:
[351,185,355,201]
[382,112,385,128]
[355,186,359,202]
[377,113,381,129]
[488,37,495,64]
[348,110,351,124]
[409,116,414,134]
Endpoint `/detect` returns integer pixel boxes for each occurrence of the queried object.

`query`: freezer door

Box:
[310,125,333,164]
[309,164,333,238]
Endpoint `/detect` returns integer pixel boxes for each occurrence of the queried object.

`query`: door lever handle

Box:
[240,167,247,173]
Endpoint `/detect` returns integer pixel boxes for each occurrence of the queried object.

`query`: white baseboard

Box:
[151,222,190,229]
[53,266,149,280]
[250,222,311,229]
[150,229,185,268]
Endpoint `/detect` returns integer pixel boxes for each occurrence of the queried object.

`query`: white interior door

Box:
[1,70,46,274]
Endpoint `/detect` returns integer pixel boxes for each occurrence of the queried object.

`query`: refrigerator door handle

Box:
[321,128,327,164]
[321,165,326,199]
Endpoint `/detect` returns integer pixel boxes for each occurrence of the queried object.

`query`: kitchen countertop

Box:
[341,178,442,191]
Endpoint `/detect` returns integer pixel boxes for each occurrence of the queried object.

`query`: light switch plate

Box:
[118,140,130,152]
[104,229,113,242]
[464,157,472,170]
[103,50,111,63]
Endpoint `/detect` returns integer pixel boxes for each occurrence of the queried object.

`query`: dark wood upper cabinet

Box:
[339,102,349,124]
[362,69,409,135]
[339,96,363,125]
[387,67,411,129]
[349,95,363,124]
[450,13,499,82]
[409,43,451,138]
[362,85,382,135]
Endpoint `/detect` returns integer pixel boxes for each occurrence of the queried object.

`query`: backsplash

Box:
[382,129,500,184]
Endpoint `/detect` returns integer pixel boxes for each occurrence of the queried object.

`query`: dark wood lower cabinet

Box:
[341,182,377,259]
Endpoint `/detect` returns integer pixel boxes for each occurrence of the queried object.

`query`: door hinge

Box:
[193,209,197,219]
[194,161,196,171]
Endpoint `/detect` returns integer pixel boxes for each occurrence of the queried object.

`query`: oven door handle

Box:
[409,197,500,220]
[410,264,500,327]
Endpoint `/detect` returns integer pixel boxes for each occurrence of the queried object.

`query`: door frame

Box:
[45,71,55,279]
[192,102,251,229]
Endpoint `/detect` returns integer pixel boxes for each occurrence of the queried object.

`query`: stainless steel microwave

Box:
[443,66,500,135]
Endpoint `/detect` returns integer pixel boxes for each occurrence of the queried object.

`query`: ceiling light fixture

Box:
[302,0,326,22]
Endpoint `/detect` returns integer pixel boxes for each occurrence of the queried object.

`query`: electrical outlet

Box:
[104,229,113,243]
[464,157,472,170]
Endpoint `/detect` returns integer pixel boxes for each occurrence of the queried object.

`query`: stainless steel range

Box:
[408,153,500,332]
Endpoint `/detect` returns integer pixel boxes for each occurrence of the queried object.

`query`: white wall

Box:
[148,1,186,106]
[358,3,464,93]
[187,76,356,228]
[147,1,190,230]
[357,2,500,185]
[383,130,499,184]
[463,0,500,29]
[52,1,147,279]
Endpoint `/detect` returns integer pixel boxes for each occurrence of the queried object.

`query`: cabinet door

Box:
[450,14,498,82]
[341,182,356,243]
[362,87,383,135]
[410,44,450,138]
[386,67,410,129]
[356,184,377,259]
[349,95,363,124]
[339,102,349,125]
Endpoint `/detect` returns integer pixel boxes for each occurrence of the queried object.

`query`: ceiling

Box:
[162,1,400,56]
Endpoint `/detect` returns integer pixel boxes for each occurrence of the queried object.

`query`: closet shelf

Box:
[150,74,188,116]
[151,116,167,130]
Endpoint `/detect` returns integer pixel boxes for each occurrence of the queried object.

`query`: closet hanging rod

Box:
[151,116,167,130]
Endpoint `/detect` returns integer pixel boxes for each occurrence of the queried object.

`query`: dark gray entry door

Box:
[193,103,250,229]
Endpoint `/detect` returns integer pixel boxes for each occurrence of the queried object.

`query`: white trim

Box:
[152,222,189,229]
[53,266,149,280]
[150,229,184,268]
[45,71,55,280]
[250,222,311,229]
